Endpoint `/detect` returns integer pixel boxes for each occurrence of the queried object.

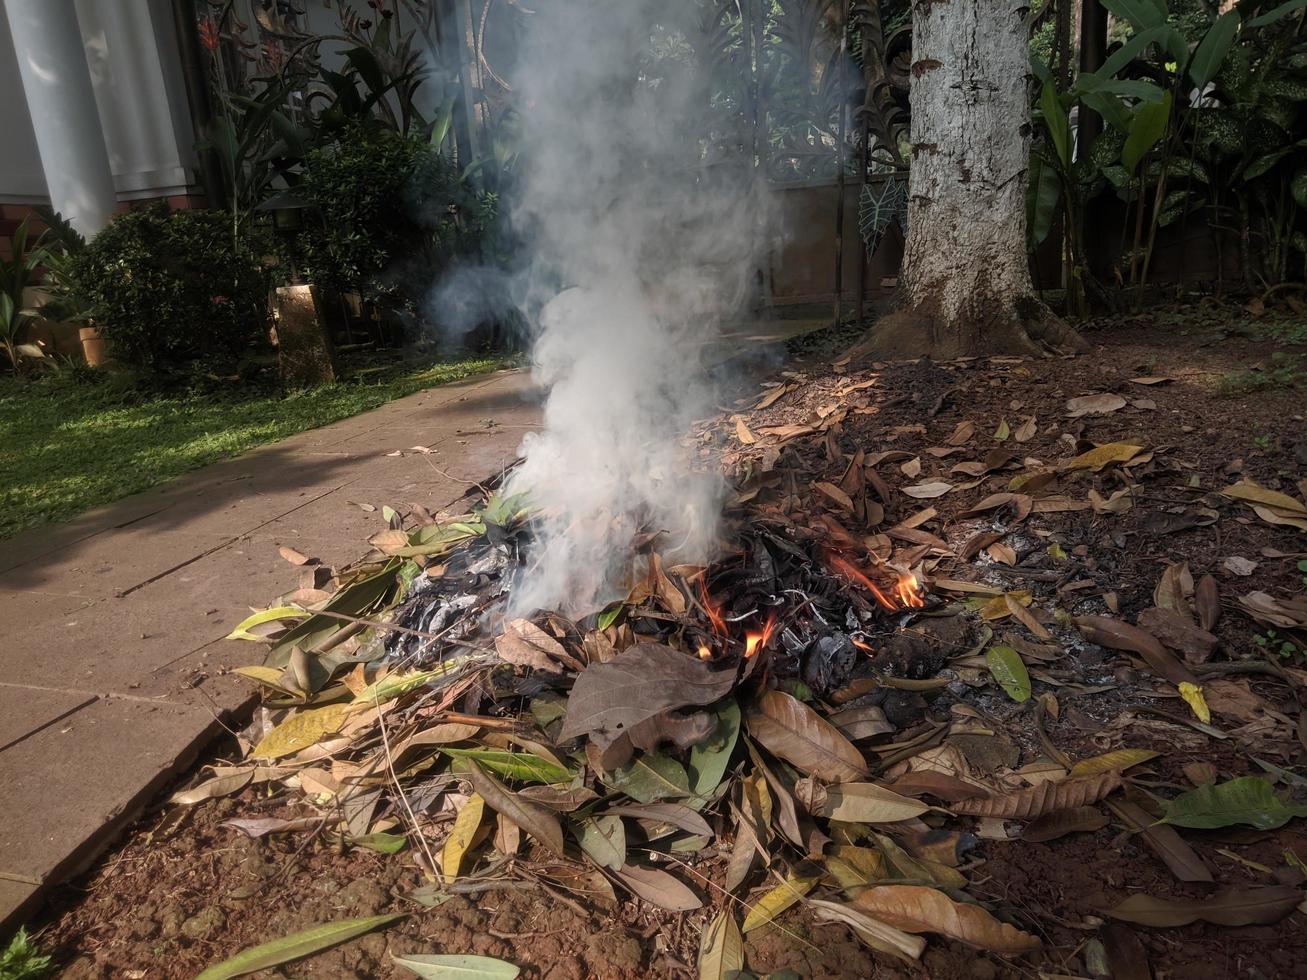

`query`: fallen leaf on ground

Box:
[1064,442,1143,471]
[558,643,736,742]
[391,954,520,979]
[853,885,1040,953]
[1162,776,1307,831]
[818,782,933,823]
[1021,806,1109,843]
[441,793,485,880]
[697,910,744,980]
[278,545,313,566]
[902,481,953,499]
[1107,798,1212,883]
[1066,393,1127,417]
[1136,607,1218,663]
[985,646,1031,702]
[1223,556,1258,576]
[809,899,926,963]
[1106,886,1301,928]
[1073,616,1196,686]
[1068,749,1158,778]
[495,619,580,672]
[742,871,819,932]
[945,420,975,445]
[951,772,1122,820]
[613,864,701,911]
[746,690,868,782]
[195,914,405,980]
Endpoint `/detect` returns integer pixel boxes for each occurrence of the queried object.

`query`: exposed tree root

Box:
[843,294,1089,362]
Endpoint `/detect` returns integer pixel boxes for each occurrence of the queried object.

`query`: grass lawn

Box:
[0,353,514,540]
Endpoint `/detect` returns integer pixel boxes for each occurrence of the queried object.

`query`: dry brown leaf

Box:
[1020,806,1109,843]
[951,772,1122,819]
[1005,593,1052,640]
[853,885,1041,953]
[1089,488,1133,514]
[495,619,578,673]
[1073,615,1197,685]
[1014,416,1037,442]
[278,545,312,566]
[902,481,953,499]
[900,457,922,478]
[945,420,976,446]
[734,417,757,445]
[747,689,868,782]
[1106,798,1212,883]
[1153,563,1194,619]
[815,481,855,512]
[1136,607,1218,663]
[1238,591,1307,629]
[1066,393,1127,417]
[1195,575,1221,632]
[1220,479,1307,515]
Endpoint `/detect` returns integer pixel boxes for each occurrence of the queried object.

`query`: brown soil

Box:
[32,305,1307,979]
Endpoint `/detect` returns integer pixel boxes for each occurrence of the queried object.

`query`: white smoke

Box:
[502,0,776,615]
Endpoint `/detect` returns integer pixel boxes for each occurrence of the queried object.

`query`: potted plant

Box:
[31,206,105,365]
[0,216,47,372]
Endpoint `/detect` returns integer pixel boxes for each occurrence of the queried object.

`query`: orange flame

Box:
[896,572,925,609]
[697,643,712,660]
[699,579,728,636]
[743,611,778,658]
[827,550,925,611]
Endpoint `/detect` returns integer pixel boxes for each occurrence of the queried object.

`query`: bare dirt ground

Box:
[33,302,1307,979]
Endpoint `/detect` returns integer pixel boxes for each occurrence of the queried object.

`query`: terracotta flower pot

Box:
[79,324,110,367]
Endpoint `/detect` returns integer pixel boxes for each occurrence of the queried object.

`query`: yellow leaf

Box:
[234,665,296,694]
[225,606,309,641]
[824,845,889,894]
[742,872,819,933]
[979,591,1031,621]
[1069,749,1160,779]
[441,792,485,881]
[1220,479,1307,515]
[251,703,353,760]
[1179,682,1211,724]
[351,659,467,707]
[734,416,757,445]
[994,419,1010,441]
[1062,442,1143,472]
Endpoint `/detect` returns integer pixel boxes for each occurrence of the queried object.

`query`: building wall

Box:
[0,0,201,235]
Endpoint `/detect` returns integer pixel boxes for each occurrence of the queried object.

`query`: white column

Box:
[4,0,117,235]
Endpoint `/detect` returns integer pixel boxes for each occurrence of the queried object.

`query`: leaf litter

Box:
[52,317,1307,979]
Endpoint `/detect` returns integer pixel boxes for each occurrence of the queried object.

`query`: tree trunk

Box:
[857,0,1085,358]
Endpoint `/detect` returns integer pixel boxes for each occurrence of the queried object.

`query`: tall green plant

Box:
[0,218,47,372]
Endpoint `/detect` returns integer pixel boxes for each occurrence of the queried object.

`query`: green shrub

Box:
[294,125,493,325]
[71,205,270,373]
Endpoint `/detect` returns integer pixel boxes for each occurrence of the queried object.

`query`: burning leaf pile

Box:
[174,345,1307,976]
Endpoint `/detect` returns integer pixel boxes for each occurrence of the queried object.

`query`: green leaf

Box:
[573,815,626,871]
[440,748,572,784]
[1188,11,1240,90]
[687,699,740,798]
[1248,0,1307,29]
[1123,92,1172,173]
[1040,84,1072,168]
[392,953,520,979]
[596,602,624,630]
[607,752,692,803]
[1100,0,1167,30]
[1027,150,1062,248]
[985,646,1031,702]
[196,914,405,979]
[353,832,407,854]
[225,605,310,642]
[1292,169,1307,209]
[1162,776,1307,830]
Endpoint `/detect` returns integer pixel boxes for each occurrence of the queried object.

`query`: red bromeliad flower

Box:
[197,15,220,53]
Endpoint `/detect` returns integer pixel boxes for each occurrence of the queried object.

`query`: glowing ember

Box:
[826,550,926,611]
[697,643,712,660]
[742,612,778,658]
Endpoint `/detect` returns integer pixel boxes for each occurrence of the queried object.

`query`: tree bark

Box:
[856,0,1086,359]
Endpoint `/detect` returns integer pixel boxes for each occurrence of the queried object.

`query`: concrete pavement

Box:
[0,368,540,932]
